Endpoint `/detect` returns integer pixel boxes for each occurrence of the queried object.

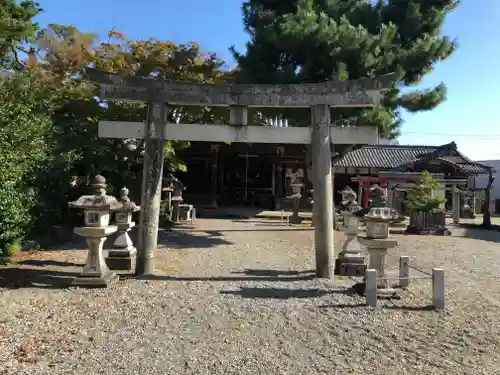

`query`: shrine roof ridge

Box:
[83,68,396,107]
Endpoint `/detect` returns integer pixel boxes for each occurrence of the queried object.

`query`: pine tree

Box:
[232,0,459,139]
[406,171,445,212]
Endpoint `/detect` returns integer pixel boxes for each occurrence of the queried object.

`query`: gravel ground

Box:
[1,218,500,375]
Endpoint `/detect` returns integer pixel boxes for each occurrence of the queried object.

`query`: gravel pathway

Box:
[1,218,500,375]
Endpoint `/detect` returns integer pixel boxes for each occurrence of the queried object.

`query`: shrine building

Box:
[176,140,491,212]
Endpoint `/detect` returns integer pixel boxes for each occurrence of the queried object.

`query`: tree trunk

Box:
[481,170,495,228]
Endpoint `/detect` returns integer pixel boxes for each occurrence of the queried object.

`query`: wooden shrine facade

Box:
[177,141,492,210]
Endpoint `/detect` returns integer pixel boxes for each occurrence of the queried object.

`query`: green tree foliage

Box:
[406,171,445,212]
[232,0,459,138]
[0,73,52,255]
[0,0,41,70]
[0,17,229,253]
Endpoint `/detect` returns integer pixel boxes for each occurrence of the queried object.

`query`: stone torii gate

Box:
[84,68,394,278]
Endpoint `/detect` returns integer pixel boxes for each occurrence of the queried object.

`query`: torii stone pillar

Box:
[311,104,335,277]
[84,68,393,278]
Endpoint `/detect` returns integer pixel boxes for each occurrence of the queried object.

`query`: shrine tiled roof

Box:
[334,145,438,169]
[333,143,492,175]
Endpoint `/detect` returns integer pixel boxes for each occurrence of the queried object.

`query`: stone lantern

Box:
[106,187,140,271]
[335,186,365,276]
[68,175,122,287]
[358,206,400,289]
[165,173,184,223]
[460,192,474,219]
[286,175,305,224]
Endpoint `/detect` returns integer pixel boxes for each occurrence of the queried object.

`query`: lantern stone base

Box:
[106,247,137,271]
[71,271,118,288]
[105,222,137,271]
[179,204,194,221]
[72,226,118,288]
[289,214,303,224]
[335,255,366,276]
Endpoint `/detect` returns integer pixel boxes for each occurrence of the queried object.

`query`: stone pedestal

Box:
[107,186,141,271]
[72,226,118,287]
[358,236,398,289]
[172,199,182,223]
[179,204,194,221]
[286,179,304,225]
[106,222,137,271]
[289,196,303,224]
[335,212,365,276]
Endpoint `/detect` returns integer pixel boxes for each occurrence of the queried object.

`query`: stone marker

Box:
[68,175,121,287]
[106,187,140,271]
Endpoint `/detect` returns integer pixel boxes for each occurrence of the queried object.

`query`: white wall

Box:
[475,160,500,199]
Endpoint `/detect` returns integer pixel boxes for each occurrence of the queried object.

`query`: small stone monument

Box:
[106,187,140,271]
[68,175,122,287]
[286,170,305,224]
[335,186,365,276]
[358,206,400,289]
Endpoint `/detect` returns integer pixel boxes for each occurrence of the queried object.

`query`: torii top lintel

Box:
[84,68,395,108]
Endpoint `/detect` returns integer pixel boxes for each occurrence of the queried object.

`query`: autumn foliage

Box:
[0,8,231,255]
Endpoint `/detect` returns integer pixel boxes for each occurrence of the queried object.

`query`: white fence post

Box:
[399,256,410,288]
[432,268,445,310]
[365,269,377,307]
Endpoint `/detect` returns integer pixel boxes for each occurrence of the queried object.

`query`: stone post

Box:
[398,255,410,288]
[311,104,335,278]
[106,187,140,271]
[136,101,167,276]
[365,269,378,307]
[432,268,445,310]
[229,105,248,126]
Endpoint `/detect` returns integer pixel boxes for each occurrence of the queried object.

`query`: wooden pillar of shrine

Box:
[275,146,284,198]
[210,144,219,207]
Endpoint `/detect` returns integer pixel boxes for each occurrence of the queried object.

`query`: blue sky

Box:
[35,0,499,161]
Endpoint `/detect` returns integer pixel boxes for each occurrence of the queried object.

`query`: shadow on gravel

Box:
[184,227,313,233]
[0,267,78,289]
[318,303,367,309]
[17,259,83,268]
[157,228,234,248]
[383,304,436,311]
[457,224,500,243]
[124,274,316,282]
[318,303,436,311]
[220,287,348,299]
[232,269,315,277]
